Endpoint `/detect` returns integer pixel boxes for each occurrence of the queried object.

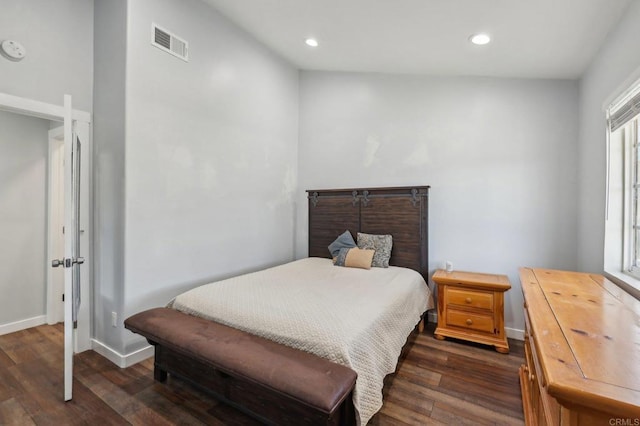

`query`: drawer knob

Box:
[465,297,472,303]
[466,319,473,326]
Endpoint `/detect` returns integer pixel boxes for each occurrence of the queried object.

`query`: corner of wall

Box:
[93,0,128,354]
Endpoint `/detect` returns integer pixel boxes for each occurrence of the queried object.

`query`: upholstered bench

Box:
[124,307,357,426]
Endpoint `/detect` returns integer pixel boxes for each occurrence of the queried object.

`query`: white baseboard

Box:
[125,344,154,366]
[0,315,46,336]
[505,327,524,341]
[91,338,153,368]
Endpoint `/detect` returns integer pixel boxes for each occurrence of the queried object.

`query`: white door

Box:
[51,96,85,401]
[51,103,91,402]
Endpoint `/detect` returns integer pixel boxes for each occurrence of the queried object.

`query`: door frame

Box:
[0,92,92,354]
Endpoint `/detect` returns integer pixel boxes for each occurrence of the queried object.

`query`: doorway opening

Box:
[47,126,65,325]
[0,92,92,402]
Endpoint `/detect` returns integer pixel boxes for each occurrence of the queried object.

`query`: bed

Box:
[125,186,431,425]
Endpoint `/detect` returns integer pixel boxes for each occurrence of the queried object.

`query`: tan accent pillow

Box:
[342,248,375,269]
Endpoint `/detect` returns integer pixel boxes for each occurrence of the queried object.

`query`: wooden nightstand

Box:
[432,269,511,353]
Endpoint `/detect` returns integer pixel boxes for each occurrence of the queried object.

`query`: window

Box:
[631,120,640,273]
[620,118,640,275]
[604,79,640,296]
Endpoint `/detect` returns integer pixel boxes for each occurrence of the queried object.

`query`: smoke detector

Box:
[0,40,26,61]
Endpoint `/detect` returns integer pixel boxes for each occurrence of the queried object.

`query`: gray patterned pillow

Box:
[328,230,357,258]
[357,233,392,268]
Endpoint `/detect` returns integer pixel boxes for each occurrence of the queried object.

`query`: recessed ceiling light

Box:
[469,33,491,45]
[305,38,319,47]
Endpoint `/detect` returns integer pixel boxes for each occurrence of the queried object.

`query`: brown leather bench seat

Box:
[124,307,357,425]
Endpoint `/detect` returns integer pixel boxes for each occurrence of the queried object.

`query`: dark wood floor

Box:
[0,322,524,425]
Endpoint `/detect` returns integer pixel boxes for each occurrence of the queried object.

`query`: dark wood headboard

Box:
[306,186,430,279]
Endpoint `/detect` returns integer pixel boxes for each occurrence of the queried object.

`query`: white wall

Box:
[0,111,51,326]
[0,0,93,338]
[578,0,640,273]
[297,72,580,333]
[0,0,93,111]
[91,0,299,354]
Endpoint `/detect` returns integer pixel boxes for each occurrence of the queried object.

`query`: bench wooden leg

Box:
[151,342,167,382]
[154,365,168,382]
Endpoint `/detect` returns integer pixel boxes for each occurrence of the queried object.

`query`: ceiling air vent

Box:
[152,24,188,62]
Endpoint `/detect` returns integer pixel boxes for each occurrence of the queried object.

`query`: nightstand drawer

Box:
[446,310,495,334]
[446,287,493,311]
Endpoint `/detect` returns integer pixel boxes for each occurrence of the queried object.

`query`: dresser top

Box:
[520,267,640,417]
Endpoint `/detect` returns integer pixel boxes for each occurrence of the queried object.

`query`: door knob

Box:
[52,258,84,267]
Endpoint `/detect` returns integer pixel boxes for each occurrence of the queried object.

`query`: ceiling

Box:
[203,0,632,79]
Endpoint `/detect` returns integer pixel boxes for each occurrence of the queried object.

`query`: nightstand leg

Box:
[434,334,446,341]
[495,346,509,354]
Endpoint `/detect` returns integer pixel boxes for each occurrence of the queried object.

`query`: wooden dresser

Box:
[519,268,640,425]
[433,269,511,353]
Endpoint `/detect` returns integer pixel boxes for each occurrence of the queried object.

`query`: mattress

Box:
[171,257,433,425]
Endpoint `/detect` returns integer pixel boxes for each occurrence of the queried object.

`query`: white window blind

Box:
[609,83,640,132]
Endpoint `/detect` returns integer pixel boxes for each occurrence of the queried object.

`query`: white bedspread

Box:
[171,257,433,425]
